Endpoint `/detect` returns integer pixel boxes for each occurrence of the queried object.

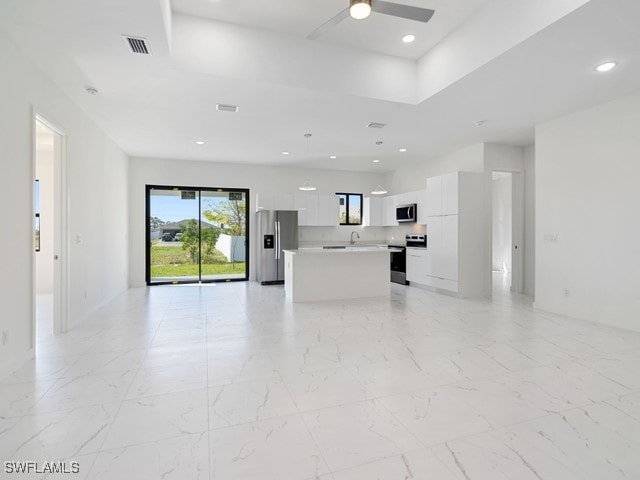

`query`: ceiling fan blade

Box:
[307,8,350,40]
[372,1,435,22]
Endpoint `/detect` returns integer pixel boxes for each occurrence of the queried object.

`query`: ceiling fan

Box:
[307,0,435,40]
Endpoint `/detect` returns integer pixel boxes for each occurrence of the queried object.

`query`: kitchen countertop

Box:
[284,245,392,254]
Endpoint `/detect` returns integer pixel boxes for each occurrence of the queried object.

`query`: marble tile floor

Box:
[1,281,640,479]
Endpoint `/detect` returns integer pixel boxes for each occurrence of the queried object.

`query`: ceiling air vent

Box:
[216,104,239,113]
[367,122,387,129]
[123,35,150,55]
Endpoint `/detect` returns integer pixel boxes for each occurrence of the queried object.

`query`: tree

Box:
[203,199,246,236]
[180,219,221,263]
[150,216,165,229]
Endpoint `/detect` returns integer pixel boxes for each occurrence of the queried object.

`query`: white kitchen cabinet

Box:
[441,214,459,281]
[423,172,486,297]
[442,172,459,215]
[425,176,442,217]
[406,247,427,284]
[364,197,382,226]
[317,194,339,226]
[294,193,320,226]
[256,193,295,211]
[415,189,428,224]
[262,193,333,225]
[293,194,307,225]
[255,193,274,212]
[425,216,441,278]
[382,195,398,226]
[274,193,294,210]
[305,195,319,225]
[426,172,459,216]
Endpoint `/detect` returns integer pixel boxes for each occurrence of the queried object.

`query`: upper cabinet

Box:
[426,172,458,217]
[274,193,294,210]
[294,194,319,226]
[365,189,428,226]
[382,195,398,226]
[317,194,339,226]
[441,172,459,215]
[255,193,275,212]
[257,193,338,226]
[363,197,382,227]
[425,176,442,217]
[415,189,428,224]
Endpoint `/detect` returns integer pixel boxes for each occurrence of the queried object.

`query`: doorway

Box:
[34,115,68,337]
[145,186,249,285]
[491,170,524,294]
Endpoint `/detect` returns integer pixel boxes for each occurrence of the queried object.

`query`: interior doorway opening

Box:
[34,115,67,339]
[491,170,524,295]
[492,171,512,293]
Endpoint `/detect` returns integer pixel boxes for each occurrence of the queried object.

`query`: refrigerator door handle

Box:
[275,221,280,259]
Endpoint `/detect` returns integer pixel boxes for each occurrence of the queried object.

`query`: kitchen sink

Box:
[322,245,346,249]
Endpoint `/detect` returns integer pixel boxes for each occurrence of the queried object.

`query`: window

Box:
[336,193,363,225]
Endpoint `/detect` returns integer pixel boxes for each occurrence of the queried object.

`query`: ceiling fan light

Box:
[350,0,372,20]
[371,185,388,195]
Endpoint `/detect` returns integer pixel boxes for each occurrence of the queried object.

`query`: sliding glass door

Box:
[146,186,249,285]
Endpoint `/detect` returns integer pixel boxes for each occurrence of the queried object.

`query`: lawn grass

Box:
[150,244,229,265]
[150,244,245,278]
[151,262,246,278]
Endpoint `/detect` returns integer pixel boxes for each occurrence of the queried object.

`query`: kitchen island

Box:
[283,246,390,302]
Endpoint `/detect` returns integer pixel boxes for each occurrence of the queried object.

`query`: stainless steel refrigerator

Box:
[256,210,298,284]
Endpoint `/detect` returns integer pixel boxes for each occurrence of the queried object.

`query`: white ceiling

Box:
[171,0,494,59]
[1,0,640,173]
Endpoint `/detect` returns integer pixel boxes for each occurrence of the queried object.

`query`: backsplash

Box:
[299,224,426,246]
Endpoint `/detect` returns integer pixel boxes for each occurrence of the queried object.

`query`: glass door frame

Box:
[145,184,250,286]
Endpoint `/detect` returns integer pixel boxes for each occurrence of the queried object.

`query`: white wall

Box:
[35,147,54,294]
[523,144,536,296]
[492,174,512,271]
[536,91,640,331]
[384,143,484,193]
[129,157,385,285]
[0,30,129,376]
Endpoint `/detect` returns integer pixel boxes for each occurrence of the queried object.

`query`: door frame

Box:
[145,185,250,285]
[33,111,69,337]
[490,168,524,294]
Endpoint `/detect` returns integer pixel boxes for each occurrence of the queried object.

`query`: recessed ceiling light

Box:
[86,87,98,96]
[282,151,290,155]
[402,34,416,44]
[474,120,485,127]
[195,141,205,145]
[329,155,337,159]
[372,159,380,163]
[399,148,407,153]
[367,122,386,129]
[596,61,617,72]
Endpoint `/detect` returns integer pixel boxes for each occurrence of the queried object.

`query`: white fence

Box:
[215,234,246,262]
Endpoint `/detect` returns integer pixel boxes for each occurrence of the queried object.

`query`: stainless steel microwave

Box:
[396,204,417,223]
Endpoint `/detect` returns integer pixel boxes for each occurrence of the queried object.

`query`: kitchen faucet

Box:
[350,231,360,245]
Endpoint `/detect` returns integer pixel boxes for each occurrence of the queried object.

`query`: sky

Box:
[150,190,243,224]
